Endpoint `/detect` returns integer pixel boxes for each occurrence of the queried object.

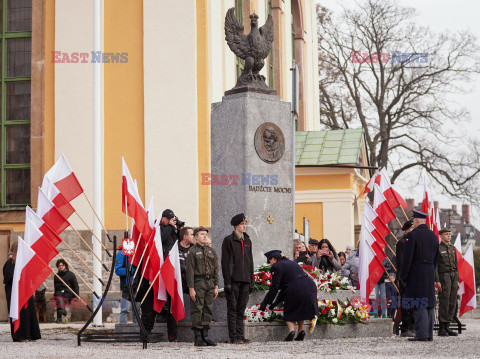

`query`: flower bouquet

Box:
[244,304,285,323]
[253,265,272,291]
[317,298,369,325]
[316,271,356,292]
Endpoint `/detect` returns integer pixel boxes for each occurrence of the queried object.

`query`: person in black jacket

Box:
[401,210,439,341]
[159,209,179,258]
[53,259,79,323]
[221,213,254,344]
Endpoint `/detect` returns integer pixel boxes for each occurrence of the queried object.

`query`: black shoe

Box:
[231,337,243,344]
[408,337,429,341]
[295,330,306,341]
[238,337,251,344]
[401,330,416,338]
[445,323,458,336]
[438,322,449,337]
[284,331,295,341]
[194,329,207,347]
[428,338,433,341]
[201,328,217,346]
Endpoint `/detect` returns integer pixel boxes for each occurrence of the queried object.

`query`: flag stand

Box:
[77,234,164,348]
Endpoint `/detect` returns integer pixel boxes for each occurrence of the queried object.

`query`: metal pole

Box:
[93,0,103,326]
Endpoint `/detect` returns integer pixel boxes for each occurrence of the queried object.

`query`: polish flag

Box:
[453,233,465,295]
[161,241,185,323]
[24,218,59,264]
[36,187,70,235]
[364,202,391,241]
[42,154,84,202]
[25,206,62,248]
[128,218,142,266]
[122,158,149,239]
[359,215,386,302]
[362,213,388,251]
[421,176,432,229]
[10,237,55,332]
[144,222,167,313]
[42,177,75,219]
[377,169,407,210]
[362,169,380,195]
[459,244,476,316]
[373,184,396,224]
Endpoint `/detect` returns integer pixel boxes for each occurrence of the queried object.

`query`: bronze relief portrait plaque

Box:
[254,122,285,164]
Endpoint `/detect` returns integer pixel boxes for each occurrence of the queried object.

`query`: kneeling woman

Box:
[259,250,319,341]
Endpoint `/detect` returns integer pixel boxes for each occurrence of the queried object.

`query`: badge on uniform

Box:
[122,238,134,255]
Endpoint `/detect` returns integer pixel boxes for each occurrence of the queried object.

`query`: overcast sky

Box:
[318,0,480,227]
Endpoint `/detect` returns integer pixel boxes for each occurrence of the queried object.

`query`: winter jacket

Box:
[54,269,79,300]
[221,231,254,286]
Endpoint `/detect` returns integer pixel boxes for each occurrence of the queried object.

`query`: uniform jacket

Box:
[221,232,254,286]
[435,241,458,282]
[401,224,439,308]
[178,242,191,294]
[54,269,79,300]
[186,244,219,288]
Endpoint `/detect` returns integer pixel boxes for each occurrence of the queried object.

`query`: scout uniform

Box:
[435,228,459,336]
[186,228,219,346]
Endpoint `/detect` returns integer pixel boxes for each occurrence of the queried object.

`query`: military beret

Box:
[162,209,175,219]
[402,220,413,231]
[412,210,428,219]
[264,250,282,259]
[438,227,452,234]
[194,226,209,236]
[230,213,246,226]
[308,238,319,245]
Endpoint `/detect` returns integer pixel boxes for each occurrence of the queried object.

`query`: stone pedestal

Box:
[210,92,294,286]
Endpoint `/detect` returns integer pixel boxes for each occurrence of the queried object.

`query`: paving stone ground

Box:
[1,316,479,358]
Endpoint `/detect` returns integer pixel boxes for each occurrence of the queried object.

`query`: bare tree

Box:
[317,0,480,205]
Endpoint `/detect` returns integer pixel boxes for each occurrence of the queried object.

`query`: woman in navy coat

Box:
[259,250,319,341]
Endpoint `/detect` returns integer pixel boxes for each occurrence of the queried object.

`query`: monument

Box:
[210,8,294,281]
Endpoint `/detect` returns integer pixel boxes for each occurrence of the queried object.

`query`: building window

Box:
[0,0,31,208]
[235,0,244,79]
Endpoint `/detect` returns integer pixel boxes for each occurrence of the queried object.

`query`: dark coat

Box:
[261,259,319,322]
[54,269,79,300]
[160,223,178,259]
[401,224,439,308]
[3,259,41,341]
[395,236,406,291]
[221,232,254,286]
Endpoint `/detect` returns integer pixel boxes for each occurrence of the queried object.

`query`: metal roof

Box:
[295,128,364,166]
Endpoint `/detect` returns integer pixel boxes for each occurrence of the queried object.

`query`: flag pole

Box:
[140,270,161,305]
[129,232,142,266]
[385,269,399,294]
[82,192,112,242]
[388,232,399,243]
[74,211,111,256]
[132,240,150,280]
[385,242,396,257]
[135,256,150,294]
[384,255,397,273]
[60,238,105,285]
[69,224,109,271]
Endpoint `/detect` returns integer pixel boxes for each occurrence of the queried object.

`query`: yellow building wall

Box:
[295,202,323,240]
[44,0,55,171]
[295,174,353,191]
[104,0,145,229]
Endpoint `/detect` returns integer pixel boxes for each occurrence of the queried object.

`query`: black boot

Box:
[438,322,449,336]
[445,323,458,336]
[201,328,217,346]
[194,329,207,346]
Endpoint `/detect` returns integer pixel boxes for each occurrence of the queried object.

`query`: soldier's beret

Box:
[438,227,451,234]
[194,226,209,235]
[264,250,282,259]
[402,220,413,231]
[412,210,428,219]
[230,213,246,226]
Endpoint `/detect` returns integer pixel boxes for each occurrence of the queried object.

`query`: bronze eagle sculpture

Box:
[225,8,274,90]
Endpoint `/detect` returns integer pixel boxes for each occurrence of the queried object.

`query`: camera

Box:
[175,216,185,229]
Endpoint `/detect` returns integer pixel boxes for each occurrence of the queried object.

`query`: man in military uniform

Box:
[435,227,459,336]
[186,227,219,346]
[221,213,254,344]
[402,210,439,341]
[395,220,415,337]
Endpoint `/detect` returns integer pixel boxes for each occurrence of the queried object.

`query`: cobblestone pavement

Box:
[1,317,479,359]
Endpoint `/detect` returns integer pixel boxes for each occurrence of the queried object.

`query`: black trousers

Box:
[139,284,158,332]
[163,295,178,338]
[226,282,250,340]
[398,283,414,333]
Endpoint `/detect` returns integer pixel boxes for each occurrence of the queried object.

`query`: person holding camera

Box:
[221,213,254,344]
[159,209,179,258]
[311,238,341,272]
[293,240,311,264]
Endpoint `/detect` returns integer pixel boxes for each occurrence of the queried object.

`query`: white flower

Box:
[332,318,338,323]
[330,309,336,315]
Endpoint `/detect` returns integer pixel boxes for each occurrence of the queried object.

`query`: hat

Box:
[308,238,319,245]
[162,209,175,219]
[438,227,452,234]
[412,210,428,219]
[194,226,209,236]
[230,213,246,226]
[346,243,354,251]
[402,220,413,231]
[264,250,282,259]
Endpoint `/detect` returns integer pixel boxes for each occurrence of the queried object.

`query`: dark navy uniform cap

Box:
[264,250,282,259]
[412,210,428,219]
[230,213,246,226]
[402,220,413,231]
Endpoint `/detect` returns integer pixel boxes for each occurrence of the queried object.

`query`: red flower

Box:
[260,312,265,316]
[325,306,331,311]
[321,309,327,315]
[244,316,247,320]
[332,301,337,306]
[336,283,340,287]
[347,303,352,307]
[327,275,332,279]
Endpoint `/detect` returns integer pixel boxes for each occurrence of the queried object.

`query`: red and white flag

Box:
[24,218,59,264]
[10,237,55,332]
[161,241,185,323]
[364,202,391,241]
[42,154,84,202]
[362,169,380,196]
[373,184,396,224]
[36,187,70,235]
[25,206,62,248]
[377,169,407,210]
[362,213,388,253]
[453,233,465,295]
[459,244,476,316]
[122,158,149,238]
[42,177,75,219]
[421,176,432,229]
[358,215,386,302]
[144,222,167,313]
